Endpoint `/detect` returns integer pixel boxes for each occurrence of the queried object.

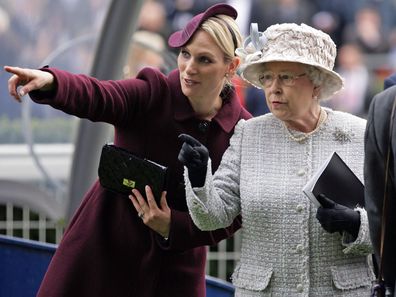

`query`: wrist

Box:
[40,81,56,92]
[188,166,207,187]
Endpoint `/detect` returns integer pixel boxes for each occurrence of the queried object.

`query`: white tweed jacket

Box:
[185,108,374,297]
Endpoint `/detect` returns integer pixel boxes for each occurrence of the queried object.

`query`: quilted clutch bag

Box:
[98,143,168,204]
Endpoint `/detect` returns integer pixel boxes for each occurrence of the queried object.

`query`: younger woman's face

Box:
[177,30,234,102]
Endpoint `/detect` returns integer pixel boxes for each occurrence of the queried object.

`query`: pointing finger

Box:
[5,66,30,101]
[4,65,21,75]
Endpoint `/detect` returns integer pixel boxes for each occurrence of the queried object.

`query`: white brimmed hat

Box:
[236,23,344,100]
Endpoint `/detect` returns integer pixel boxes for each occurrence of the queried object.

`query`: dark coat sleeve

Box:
[364,85,396,286]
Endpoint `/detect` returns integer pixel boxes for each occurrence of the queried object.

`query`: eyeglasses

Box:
[258,71,306,87]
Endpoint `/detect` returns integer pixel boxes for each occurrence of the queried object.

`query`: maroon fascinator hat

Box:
[168,3,238,48]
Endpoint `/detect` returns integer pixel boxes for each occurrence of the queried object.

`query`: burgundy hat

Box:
[168,3,238,48]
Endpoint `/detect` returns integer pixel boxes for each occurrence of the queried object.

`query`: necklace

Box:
[283,107,327,143]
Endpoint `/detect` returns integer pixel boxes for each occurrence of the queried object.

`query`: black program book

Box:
[302,152,364,208]
[98,143,168,204]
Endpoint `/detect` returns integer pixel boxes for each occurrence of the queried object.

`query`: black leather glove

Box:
[316,194,361,238]
[178,134,209,187]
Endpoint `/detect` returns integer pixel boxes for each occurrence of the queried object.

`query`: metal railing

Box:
[0,203,65,244]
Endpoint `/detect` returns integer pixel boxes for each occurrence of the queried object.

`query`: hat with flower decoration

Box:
[236,23,344,100]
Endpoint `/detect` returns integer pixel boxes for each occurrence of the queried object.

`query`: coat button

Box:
[296,244,303,253]
[296,284,304,292]
[297,168,305,176]
[296,205,304,212]
[198,121,210,133]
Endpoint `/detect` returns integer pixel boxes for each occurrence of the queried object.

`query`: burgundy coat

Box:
[32,67,252,297]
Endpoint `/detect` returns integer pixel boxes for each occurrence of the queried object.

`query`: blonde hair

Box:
[201,15,242,62]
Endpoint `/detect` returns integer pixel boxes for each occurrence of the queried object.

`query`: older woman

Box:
[179,23,374,296]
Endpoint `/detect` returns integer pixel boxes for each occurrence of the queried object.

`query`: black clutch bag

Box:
[98,143,168,204]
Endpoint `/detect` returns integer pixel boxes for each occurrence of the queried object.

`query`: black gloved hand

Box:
[178,134,209,187]
[316,194,361,238]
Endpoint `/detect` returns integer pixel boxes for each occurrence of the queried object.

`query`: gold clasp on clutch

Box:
[122,178,136,188]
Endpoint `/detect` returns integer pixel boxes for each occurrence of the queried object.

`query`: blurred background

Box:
[0,0,395,283]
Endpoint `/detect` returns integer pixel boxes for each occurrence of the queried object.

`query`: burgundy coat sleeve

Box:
[29,67,165,127]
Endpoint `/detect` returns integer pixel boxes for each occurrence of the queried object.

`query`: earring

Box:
[225,73,229,78]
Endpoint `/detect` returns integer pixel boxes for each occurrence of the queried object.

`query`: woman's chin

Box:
[181,86,197,98]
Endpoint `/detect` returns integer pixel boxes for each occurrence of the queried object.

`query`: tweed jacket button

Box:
[296,284,304,292]
[296,204,304,212]
[297,168,305,176]
[296,244,303,253]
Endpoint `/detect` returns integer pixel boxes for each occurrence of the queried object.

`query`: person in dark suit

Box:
[364,74,396,297]
[4,3,251,297]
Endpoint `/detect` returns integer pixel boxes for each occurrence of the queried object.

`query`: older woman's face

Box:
[262,62,317,122]
[177,30,235,102]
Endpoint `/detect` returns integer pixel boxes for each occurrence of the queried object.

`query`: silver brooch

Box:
[333,127,353,143]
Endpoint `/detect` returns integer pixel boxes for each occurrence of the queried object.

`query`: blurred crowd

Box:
[1,0,396,119]
[0,0,108,118]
